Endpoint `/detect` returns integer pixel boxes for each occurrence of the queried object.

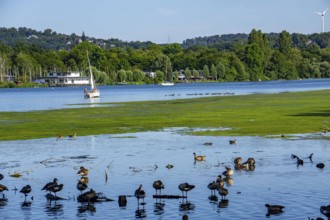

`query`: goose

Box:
[77,166,89,177]
[20,185,32,201]
[265,204,285,215]
[178,182,195,197]
[42,178,58,194]
[222,166,234,177]
[77,180,88,194]
[193,152,206,161]
[135,184,146,204]
[320,205,330,218]
[152,180,164,196]
[218,187,228,200]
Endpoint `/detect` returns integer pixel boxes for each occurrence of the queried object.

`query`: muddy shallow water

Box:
[0,130,329,219]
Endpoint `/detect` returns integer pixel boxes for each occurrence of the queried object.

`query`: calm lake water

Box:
[0,79,330,219]
[0,78,330,112]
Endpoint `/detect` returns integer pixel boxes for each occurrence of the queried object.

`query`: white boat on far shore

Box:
[160,82,174,86]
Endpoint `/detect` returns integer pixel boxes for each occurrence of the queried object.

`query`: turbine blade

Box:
[323,8,328,14]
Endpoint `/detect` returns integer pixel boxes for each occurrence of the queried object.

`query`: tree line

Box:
[1,27,330,87]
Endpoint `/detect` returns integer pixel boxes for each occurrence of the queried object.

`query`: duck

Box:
[316,163,325,169]
[246,157,255,165]
[178,182,195,197]
[49,184,63,197]
[207,181,218,196]
[229,139,236,145]
[0,174,3,181]
[218,187,228,200]
[0,184,8,197]
[234,157,242,165]
[56,134,63,140]
[20,185,32,201]
[152,180,164,196]
[166,164,174,169]
[135,184,146,204]
[296,157,304,166]
[222,166,234,177]
[77,180,88,194]
[81,189,97,204]
[193,152,206,161]
[320,205,330,217]
[77,166,89,177]
[41,178,58,194]
[265,204,285,215]
[68,132,76,140]
[216,175,225,188]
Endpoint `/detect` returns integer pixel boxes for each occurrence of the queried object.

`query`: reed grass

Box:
[0,90,329,141]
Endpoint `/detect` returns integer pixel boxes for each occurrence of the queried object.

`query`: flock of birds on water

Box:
[1,136,330,219]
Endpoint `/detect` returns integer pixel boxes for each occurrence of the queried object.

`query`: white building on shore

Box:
[36,72,89,86]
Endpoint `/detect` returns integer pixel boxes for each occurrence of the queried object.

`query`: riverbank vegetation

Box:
[0,90,329,141]
[1,27,330,87]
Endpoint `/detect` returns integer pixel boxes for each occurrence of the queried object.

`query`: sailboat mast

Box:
[86,50,95,90]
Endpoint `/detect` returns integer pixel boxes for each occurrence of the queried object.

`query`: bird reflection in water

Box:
[179,198,195,212]
[154,200,165,215]
[46,200,63,215]
[218,199,229,208]
[77,204,96,213]
[135,205,146,219]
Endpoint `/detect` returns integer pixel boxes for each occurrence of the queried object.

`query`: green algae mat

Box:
[0,90,329,141]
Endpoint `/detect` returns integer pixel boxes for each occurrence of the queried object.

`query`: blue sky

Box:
[0,0,329,44]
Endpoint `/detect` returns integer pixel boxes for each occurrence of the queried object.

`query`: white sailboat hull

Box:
[84,89,100,98]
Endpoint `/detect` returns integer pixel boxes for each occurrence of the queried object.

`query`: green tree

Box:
[203,65,210,80]
[118,69,127,82]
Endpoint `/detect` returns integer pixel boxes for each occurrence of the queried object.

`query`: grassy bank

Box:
[0,90,329,141]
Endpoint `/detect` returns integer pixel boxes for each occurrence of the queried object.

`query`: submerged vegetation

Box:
[0,90,329,141]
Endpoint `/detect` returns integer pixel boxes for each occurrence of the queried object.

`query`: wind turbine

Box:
[316,8,328,33]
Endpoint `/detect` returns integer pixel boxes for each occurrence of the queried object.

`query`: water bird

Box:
[81,189,97,204]
[316,163,325,169]
[234,157,242,165]
[320,205,330,218]
[0,174,3,180]
[222,166,234,177]
[218,187,228,200]
[68,132,76,140]
[166,164,174,169]
[265,204,285,215]
[291,154,298,159]
[0,184,8,197]
[296,157,304,166]
[207,181,218,196]
[56,134,63,140]
[204,142,212,146]
[246,157,255,165]
[153,180,164,196]
[193,152,206,161]
[178,183,195,197]
[42,178,58,194]
[216,175,225,188]
[135,184,146,204]
[49,184,63,196]
[77,180,88,194]
[229,139,236,145]
[77,166,89,177]
[20,185,31,201]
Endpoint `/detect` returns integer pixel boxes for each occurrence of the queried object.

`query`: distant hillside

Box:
[0,27,154,50]
[1,27,330,50]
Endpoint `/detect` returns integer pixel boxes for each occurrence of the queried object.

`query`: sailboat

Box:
[84,51,100,98]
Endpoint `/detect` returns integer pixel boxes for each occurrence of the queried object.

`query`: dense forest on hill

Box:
[0,27,330,87]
